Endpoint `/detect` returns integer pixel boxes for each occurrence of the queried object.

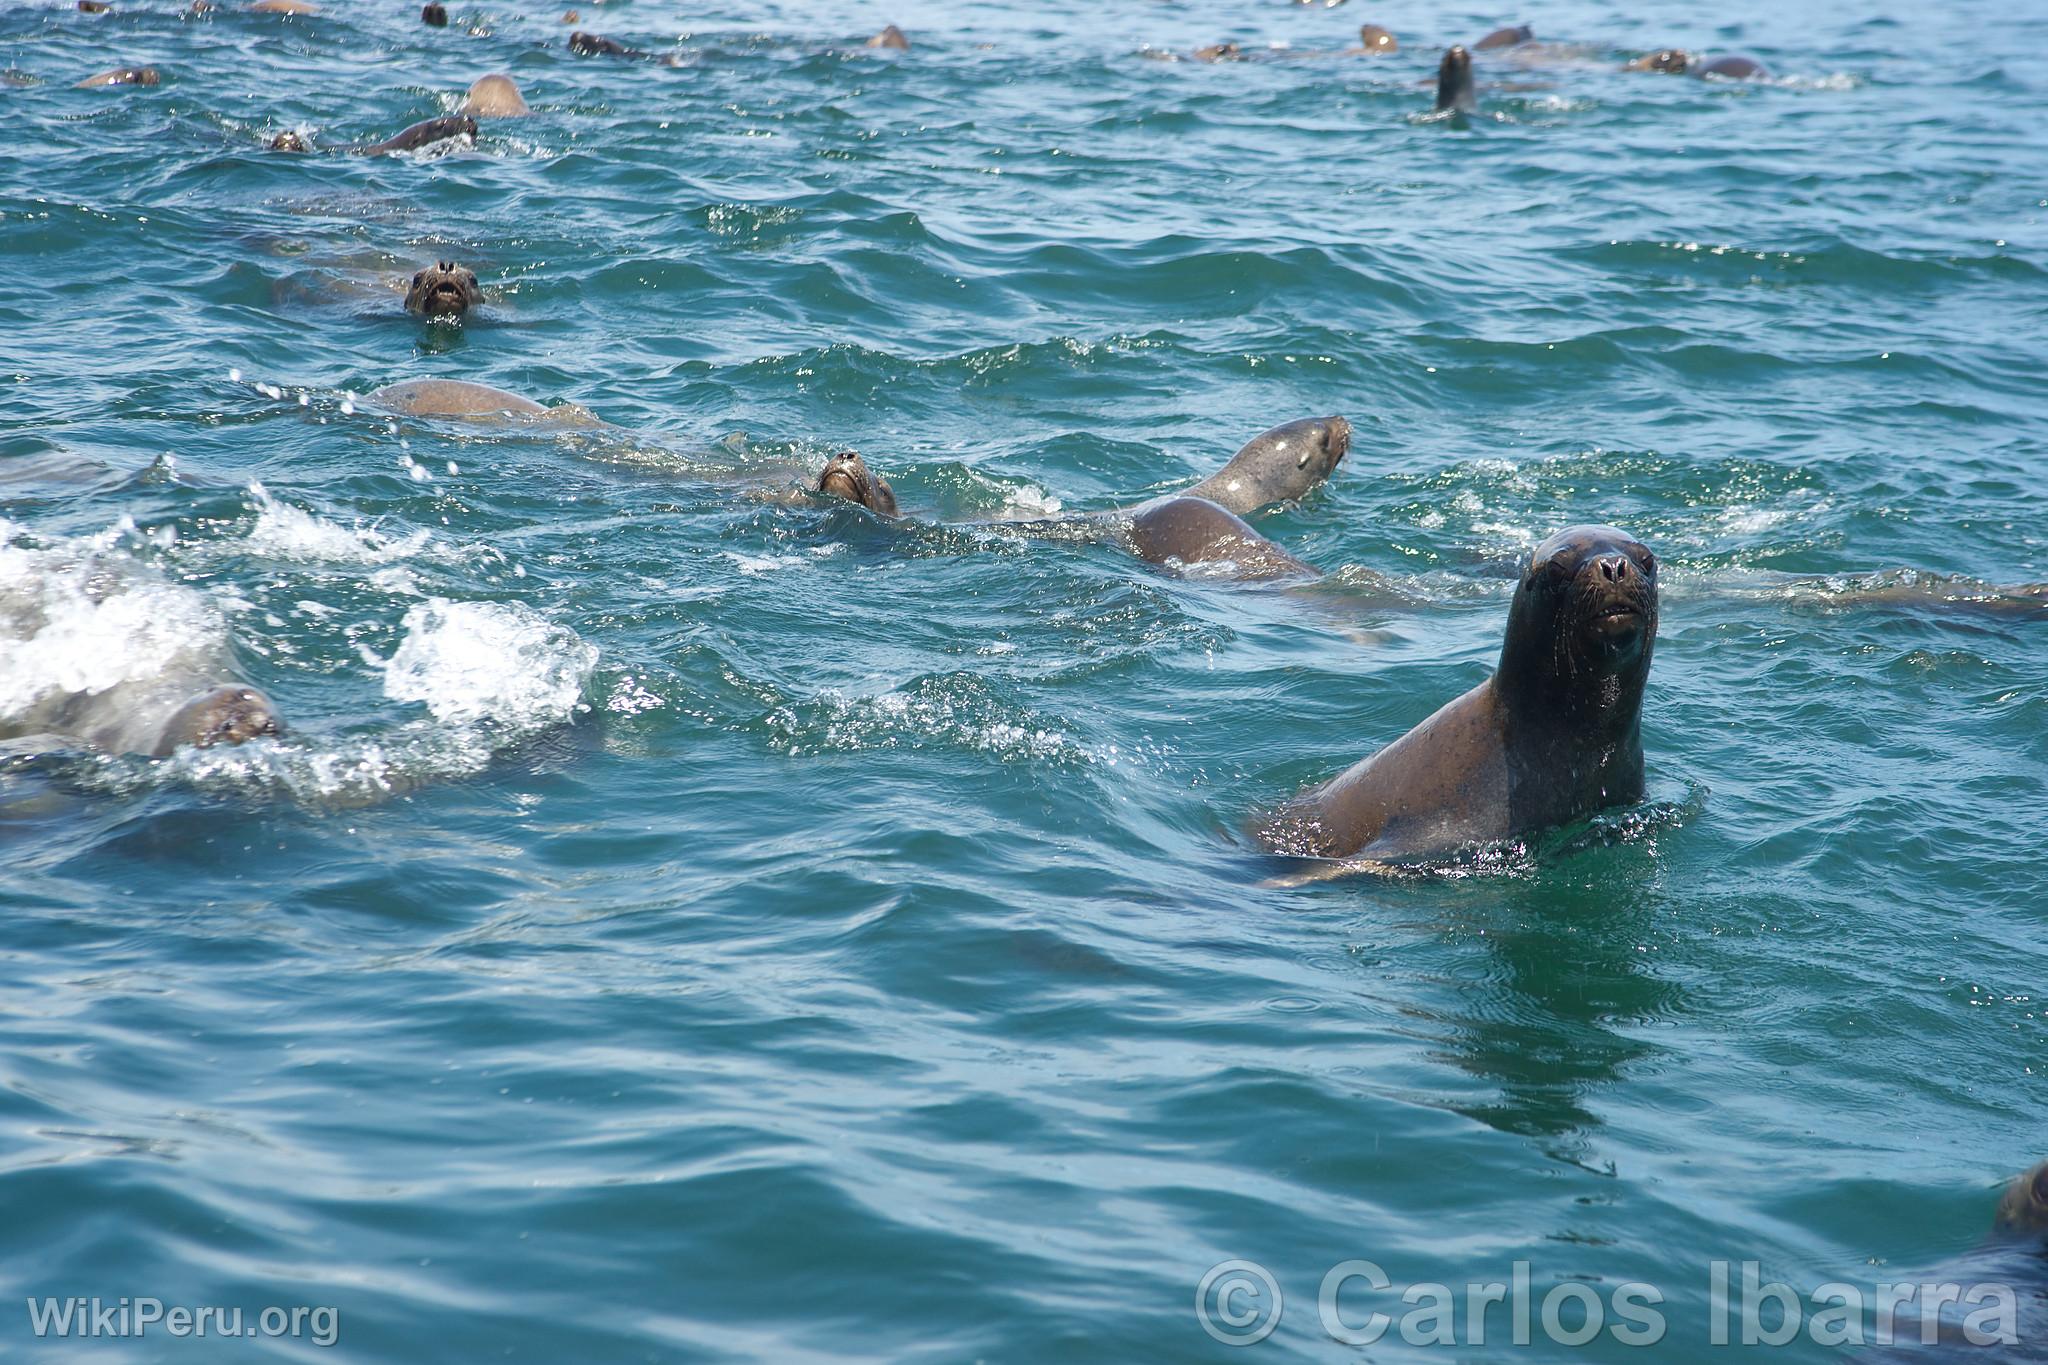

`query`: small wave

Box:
[243,485,430,564]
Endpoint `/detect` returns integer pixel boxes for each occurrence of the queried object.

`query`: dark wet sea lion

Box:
[1173,416,1349,518]
[1124,497,1318,581]
[421,2,447,25]
[405,261,483,319]
[867,25,910,50]
[1258,525,1658,863]
[1473,24,1532,50]
[816,451,899,515]
[269,130,308,151]
[1354,24,1397,54]
[152,685,284,757]
[1627,49,1768,79]
[353,115,476,155]
[367,379,600,426]
[1435,45,1477,113]
[569,31,634,57]
[1194,42,1246,63]
[76,66,160,88]
[78,2,112,13]
[461,73,528,117]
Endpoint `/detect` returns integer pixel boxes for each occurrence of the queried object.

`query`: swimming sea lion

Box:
[249,0,317,12]
[1194,43,1245,63]
[269,130,308,151]
[460,73,528,117]
[404,261,483,319]
[1473,24,1532,50]
[1258,525,1658,863]
[152,685,284,757]
[353,115,476,155]
[1435,45,1477,113]
[367,379,600,426]
[816,451,899,515]
[75,66,160,88]
[421,2,447,25]
[867,25,910,50]
[569,31,634,57]
[1626,49,1769,79]
[78,2,112,14]
[1353,25,1398,54]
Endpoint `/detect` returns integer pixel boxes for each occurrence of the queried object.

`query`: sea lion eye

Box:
[2033,1166,2048,1205]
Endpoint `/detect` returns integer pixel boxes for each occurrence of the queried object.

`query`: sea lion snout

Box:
[816,452,899,516]
[154,685,285,757]
[1994,1161,2048,1239]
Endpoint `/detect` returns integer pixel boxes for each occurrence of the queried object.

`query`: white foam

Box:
[0,539,227,715]
[381,599,596,727]
[244,487,430,564]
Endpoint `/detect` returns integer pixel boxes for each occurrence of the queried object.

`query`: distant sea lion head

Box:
[1193,42,1244,62]
[269,129,308,151]
[1503,525,1659,701]
[1357,25,1397,53]
[568,31,629,56]
[405,261,483,319]
[76,66,160,88]
[153,685,284,758]
[1435,45,1476,112]
[867,24,910,50]
[421,2,446,25]
[1994,1162,2048,1240]
[1628,49,1691,74]
[816,451,899,515]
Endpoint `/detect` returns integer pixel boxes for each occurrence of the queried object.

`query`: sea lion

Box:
[75,66,160,88]
[1258,525,1658,864]
[1435,45,1477,113]
[78,2,112,14]
[404,261,483,319]
[249,0,317,12]
[1194,42,1245,63]
[1473,24,1532,50]
[1851,1162,2048,1358]
[816,451,899,515]
[353,115,476,155]
[460,73,528,117]
[367,379,599,426]
[421,2,447,25]
[569,31,634,57]
[1626,49,1769,79]
[1353,24,1398,54]
[269,130,308,151]
[867,25,910,50]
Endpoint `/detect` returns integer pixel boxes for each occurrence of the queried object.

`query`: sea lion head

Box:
[1501,524,1659,703]
[461,73,529,117]
[1193,42,1244,63]
[405,261,483,319]
[816,451,899,515]
[1197,416,1350,514]
[867,24,910,50]
[568,30,628,56]
[421,2,446,24]
[152,686,284,758]
[269,129,309,151]
[1628,49,1691,74]
[1994,1162,2048,1240]
[1435,46,1476,112]
[1358,25,1398,53]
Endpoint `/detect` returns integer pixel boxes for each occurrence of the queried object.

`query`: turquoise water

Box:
[3,0,2046,1358]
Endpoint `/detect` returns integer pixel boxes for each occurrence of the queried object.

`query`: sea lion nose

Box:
[1596,554,1630,582]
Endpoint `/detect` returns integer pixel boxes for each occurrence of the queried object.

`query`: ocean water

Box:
[2,0,2045,1358]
